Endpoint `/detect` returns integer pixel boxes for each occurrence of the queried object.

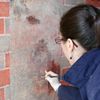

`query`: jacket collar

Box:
[62,48,100,88]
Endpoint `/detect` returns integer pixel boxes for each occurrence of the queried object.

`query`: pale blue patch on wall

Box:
[0,53,5,69]
[5,18,10,33]
[63,0,85,6]
[5,86,11,100]
[0,34,11,52]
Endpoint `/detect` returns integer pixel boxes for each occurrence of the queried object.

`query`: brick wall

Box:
[86,0,100,7]
[0,1,11,100]
[0,0,99,100]
[10,0,86,100]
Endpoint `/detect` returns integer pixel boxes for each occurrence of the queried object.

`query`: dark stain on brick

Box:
[26,16,40,25]
[33,39,48,57]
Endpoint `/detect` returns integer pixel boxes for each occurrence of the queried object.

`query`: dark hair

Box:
[60,4,100,51]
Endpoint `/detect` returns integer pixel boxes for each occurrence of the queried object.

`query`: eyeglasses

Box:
[55,37,64,44]
[55,37,78,48]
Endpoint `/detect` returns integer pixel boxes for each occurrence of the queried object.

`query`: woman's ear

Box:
[65,38,74,52]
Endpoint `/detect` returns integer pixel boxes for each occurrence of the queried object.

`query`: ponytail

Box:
[87,5,100,48]
[93,10,100,47]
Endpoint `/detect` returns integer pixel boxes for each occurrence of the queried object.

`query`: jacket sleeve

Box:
[86,64,100,100]
[95,90,100,100]
[57,85,82,100]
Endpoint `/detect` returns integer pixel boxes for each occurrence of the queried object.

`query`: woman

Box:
[45,4,100,100]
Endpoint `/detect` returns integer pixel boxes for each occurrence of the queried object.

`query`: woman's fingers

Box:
[45,70,48,74]
[45,70,61,91]
[45,70,58,78]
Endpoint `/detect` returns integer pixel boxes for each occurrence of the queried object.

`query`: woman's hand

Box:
[45,70,61,91]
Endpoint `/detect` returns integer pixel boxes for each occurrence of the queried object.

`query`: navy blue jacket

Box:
[58,48,100,100]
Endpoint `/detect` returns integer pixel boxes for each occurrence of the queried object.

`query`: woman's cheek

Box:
[61,44,69,59]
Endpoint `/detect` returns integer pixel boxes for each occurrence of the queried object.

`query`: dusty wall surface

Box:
[10,0,85,100]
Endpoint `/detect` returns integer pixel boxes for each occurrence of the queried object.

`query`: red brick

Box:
[0,19,4,34]
[5,53,10,67]
[0,88,5,100]
[86,0,100,7]
[0,2,9,17]
[0,69,10,87]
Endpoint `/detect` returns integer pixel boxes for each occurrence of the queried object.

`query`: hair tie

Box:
[89,7,97,21]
